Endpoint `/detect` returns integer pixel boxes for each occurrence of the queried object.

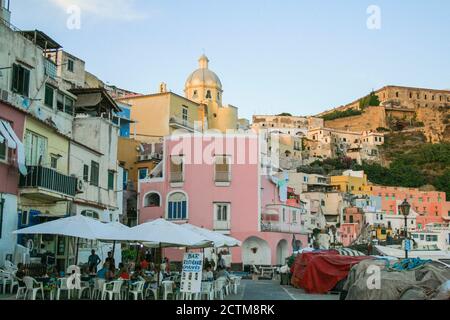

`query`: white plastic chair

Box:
[199,282,214,300]
[162,280,175,300]
[92,278,105,300]
[101,280,123,300]
[78,281,92,299]
[56,277,73,300]
[128,281,145,300]
[145,284,159,300]
[1,270,19,294]
[23,276,44,300]
[214,278,227,300]
[230,276,242,295]
[4,261,18,273]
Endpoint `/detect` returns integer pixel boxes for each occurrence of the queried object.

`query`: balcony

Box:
[261,221,304,234]
[19,165,77,202]
[169,116,197,132]
[169,171,184,184]
[213,220,231,234]
[215,171,231,185]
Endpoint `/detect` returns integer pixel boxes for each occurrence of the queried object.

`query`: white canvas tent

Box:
[125,219,213,248]
[180,224,241,248]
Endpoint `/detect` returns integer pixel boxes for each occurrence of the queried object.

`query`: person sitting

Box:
[15,263,26,287]
[215,267,232,281]
[140,259,149,271]
[97,262,110,280]
[202,266,214,281]
[117,263,130,280]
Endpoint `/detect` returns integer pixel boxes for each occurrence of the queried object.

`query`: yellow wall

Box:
[120,93,202,141]
[24,117,70,174]
[118,137,158,188]
[330,174,368,194]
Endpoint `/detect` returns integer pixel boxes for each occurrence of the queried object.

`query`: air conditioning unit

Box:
[138,155,149,161]
[76,179,86,193]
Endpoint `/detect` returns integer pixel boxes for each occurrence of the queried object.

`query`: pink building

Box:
[0,101,26,264]
[339,207,365,246]
[371,186,450,229]
[139,134,309,267]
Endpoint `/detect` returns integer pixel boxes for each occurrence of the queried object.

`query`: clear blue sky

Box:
[9,0,450,119]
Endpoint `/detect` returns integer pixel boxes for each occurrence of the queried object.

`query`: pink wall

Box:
[371,186,449,228]
[0,102,26,195]
[139,135,308,265]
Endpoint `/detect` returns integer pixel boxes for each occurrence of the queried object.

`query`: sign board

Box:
[180,253,203,294]
[405,239,412,252]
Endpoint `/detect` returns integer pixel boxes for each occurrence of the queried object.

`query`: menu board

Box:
[180,253,203,294]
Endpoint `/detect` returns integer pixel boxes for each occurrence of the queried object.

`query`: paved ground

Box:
[225,280,340,301]
[1,280,340,301]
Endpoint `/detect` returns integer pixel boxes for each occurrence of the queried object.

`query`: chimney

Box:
[159,82,167,93]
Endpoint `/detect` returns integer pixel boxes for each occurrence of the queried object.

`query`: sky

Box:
[8,0,450,120]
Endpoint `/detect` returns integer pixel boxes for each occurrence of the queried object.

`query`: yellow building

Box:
[118,55,238,139]
[185,55,238,132]
[330,170,369,194]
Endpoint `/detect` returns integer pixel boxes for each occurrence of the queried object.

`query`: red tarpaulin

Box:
[291,251,372,294]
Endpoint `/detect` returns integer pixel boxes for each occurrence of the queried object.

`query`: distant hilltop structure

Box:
[317,85,450,143]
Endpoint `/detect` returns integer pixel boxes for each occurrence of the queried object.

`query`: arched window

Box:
[193,90,198,99]
[144,192,161,207]
[206,90,212,99]
[167,192,188,220]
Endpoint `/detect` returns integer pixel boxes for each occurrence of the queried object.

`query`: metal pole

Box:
[404,215,408,260]
[75,237,80,265]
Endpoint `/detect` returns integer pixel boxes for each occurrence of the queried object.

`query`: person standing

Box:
[88,250,101,274]
[105,251,116,269]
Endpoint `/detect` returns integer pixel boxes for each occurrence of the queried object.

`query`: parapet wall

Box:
[324,106,387,132]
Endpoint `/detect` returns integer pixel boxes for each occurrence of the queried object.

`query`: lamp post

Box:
[398,199,411,259]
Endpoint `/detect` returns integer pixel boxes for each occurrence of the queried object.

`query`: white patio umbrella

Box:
[124,219,212,248]
[180,224,241,248]
[13,215,131,263]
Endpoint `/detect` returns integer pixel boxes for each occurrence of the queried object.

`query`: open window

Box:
[144,192,161,207]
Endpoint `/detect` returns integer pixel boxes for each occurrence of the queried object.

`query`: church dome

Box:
[185,55,222,90]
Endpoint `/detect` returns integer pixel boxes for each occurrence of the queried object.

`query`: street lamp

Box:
[398,199,411,259]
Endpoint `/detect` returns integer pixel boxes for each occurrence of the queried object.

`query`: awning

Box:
[0,120,27,175]
[0,132,4,144]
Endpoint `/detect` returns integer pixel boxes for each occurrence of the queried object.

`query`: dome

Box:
[185,55,222,90]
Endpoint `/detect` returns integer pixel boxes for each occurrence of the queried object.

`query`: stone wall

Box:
[324,106,387,132]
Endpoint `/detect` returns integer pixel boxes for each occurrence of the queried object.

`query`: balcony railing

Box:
[19,165,77,197]
[261,221,304,234]
[169,116,196,131]
[215,171,231,183]
[170,171,184,183]
[213,220,231,231]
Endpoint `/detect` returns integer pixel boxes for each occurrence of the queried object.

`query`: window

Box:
[21,210,29,226]
[349,215,354,223]
[215,155,231,183]
[81,210,99,220]
[25,130,48,166]
[144,192,161,207]
[292,210,297,223]
[282,208,286,222]
[67,59,74,72]
[206,90,212,99]
[11,63,30,97]
[108,170,115,190]
[215,203,229,221]
[426,235,438,242]
[192,90,198,99]
[167,192,187,220]
[83,165,89,182]
[182,106,188,122]
[57,92,74,116]
[170,156,184,183]
[138,168,148,180]
[44,84,54,108]
[50,155,58,169]
[0,198,4,239]
[90,161,99,186]
[0,137,6,162]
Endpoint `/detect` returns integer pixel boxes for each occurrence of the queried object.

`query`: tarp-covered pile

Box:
[344,259,450,300]
[290,250,373,294]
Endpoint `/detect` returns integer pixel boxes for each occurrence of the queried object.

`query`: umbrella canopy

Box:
[125,219,212,248]
[180,224,241,248]
[13,215,129,241]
